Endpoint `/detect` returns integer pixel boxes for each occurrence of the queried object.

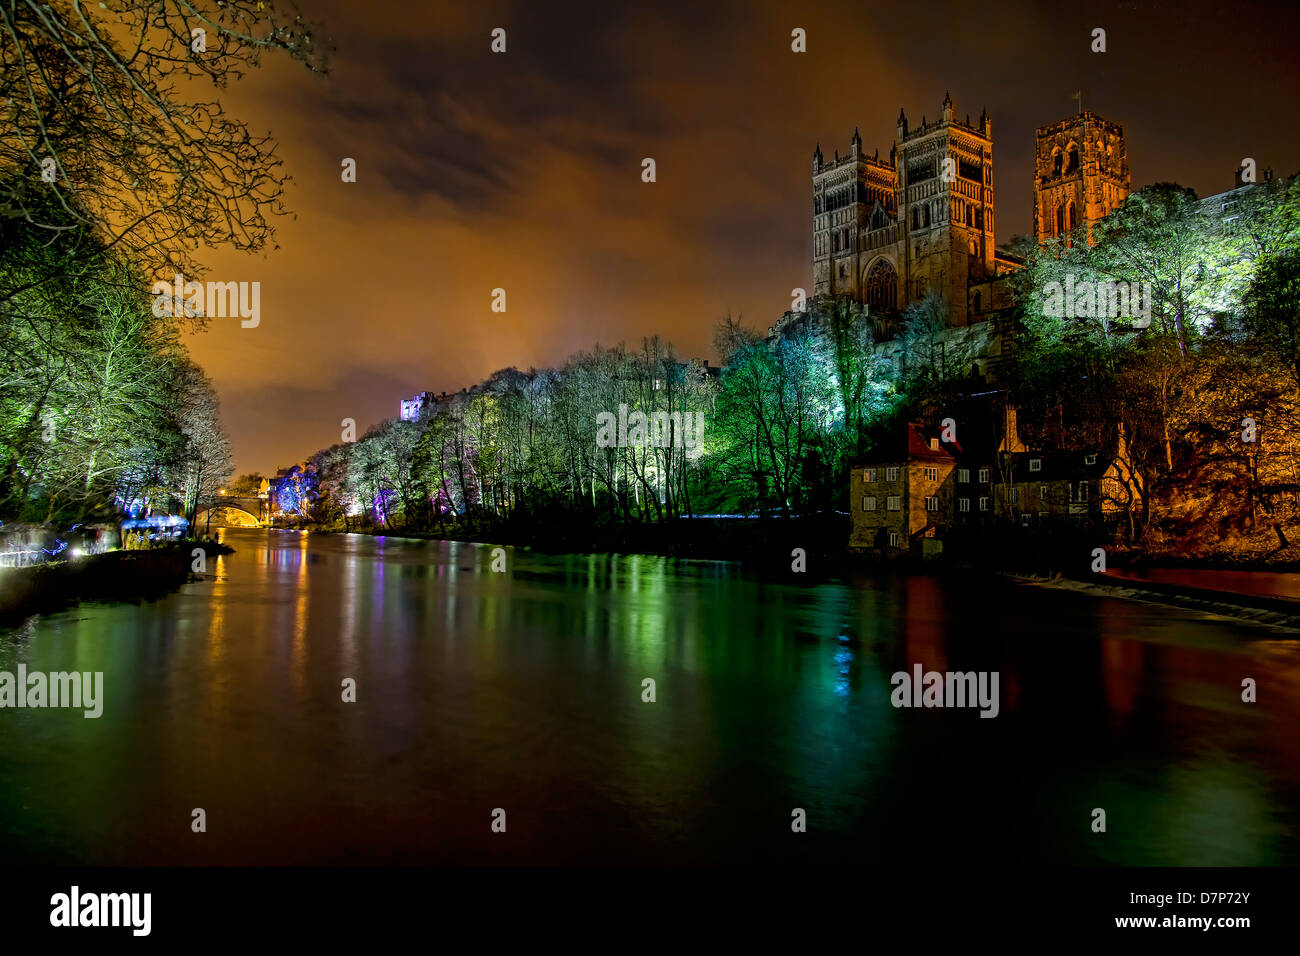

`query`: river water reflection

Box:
[1,529,1297,865]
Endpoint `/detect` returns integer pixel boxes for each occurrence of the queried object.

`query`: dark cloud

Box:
[188,0,1300,473]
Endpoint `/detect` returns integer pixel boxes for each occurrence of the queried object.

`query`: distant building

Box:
[849,409,1139,559]
[688,357,719,379]
[812,93,1012,327]
[1199,164,1285,225]
[811,98,1130,331]
[400,391,436,422]
[849,423,962,556]
[1032,111,1130,245]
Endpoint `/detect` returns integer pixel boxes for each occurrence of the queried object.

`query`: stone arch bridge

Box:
[196,495,268,528]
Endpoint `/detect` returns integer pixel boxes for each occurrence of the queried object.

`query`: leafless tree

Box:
[1,0,328,304]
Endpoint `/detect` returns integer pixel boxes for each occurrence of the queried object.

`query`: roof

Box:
[1000,450,1111,482]
[859,422,963,465]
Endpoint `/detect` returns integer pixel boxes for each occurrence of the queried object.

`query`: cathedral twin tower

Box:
[811,93,1131,326]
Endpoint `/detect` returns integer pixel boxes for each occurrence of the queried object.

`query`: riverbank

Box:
[1012,571,1300,632]
[0,540,231,628]
[312,515,852,575]
[298,515,1300,582]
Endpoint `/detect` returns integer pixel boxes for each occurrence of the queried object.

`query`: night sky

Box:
[185,0,1300,474]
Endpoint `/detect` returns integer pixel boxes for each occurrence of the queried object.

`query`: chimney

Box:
[998,405,1028,454]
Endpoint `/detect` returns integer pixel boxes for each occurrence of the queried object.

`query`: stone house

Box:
[849,423,962,556]
[850,409,1139,557]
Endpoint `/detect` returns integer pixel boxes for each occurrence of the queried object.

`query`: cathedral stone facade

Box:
[831,99,1141,558]
[811,93,1013,327]
[811,95,1128,329]
[1032,111,1130,244]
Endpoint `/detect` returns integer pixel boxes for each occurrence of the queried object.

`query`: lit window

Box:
[925,496,939,512]
[1040,485,1049,500]
[1077,482,1089,501]
[978,467,990,483]
[889,531,900,547]
[979,497,990,512]
[1084,454,1097,466]
[923,466,938,482]
[886,467,899,482]
[958,498,971,513]
[864,468,877,483]
[1029,458,1042,472]
[958,468,970,483]
[863,496,877,512]
[887,496,901,511]
[1020,513,1032,527]
[1011,487,1020,504]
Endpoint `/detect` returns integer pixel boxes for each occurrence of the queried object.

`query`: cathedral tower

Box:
[1033,111,1130,244]
[812,93,994,326]
[811,128,898,305]
[893,92,995,326]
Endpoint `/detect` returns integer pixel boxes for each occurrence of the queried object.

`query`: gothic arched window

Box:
[1067,202,1078,231]
[1055,205,1065,236]
[1052,149,1063,176]
[864,259,898,312]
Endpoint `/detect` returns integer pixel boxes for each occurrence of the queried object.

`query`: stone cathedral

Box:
[810,94,1130,328]
[1032,110,1130,244]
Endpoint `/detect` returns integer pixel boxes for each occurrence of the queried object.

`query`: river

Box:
[1,528,1298,865]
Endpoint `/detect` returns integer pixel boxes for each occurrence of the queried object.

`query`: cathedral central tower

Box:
[1032,111,1130,244]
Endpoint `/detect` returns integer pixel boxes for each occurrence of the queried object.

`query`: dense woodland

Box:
[247,176,1300,561]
